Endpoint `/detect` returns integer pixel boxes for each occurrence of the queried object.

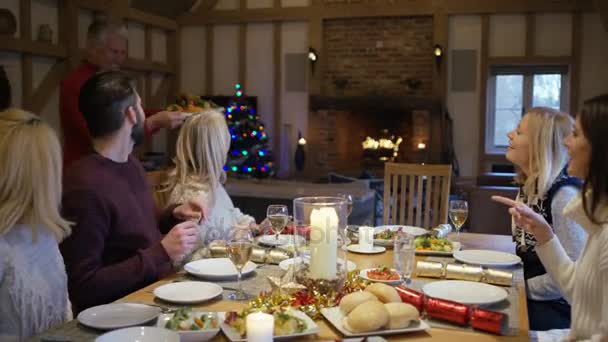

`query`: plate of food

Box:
[184,258,257,280]
[374,226,428,247]
[360,266,402,285]
[219,308,319,341]
[157,308,220,342]
[321,285,429,337]
[258,234,306,247]
[414,235,460,255]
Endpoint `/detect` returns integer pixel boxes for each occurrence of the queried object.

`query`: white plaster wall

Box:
[4,0,20,38]
[214,0,239,10]
[447,15,482,178]
[151,28,167,63]
[535,13,572,56]
[279,21,308,177]
[179,26,207,95]
[281,0,310,7]
[247,0,274,8]
[246,23,275,147]
[127,21,146,59]
[78,9,95,49]
[579,12,608,107]
[489,15,526,57]
[31,0,58,43]
[212,25,239,95]
[40,88,60,135]
[0,52,22,108]
[32,56,54,89]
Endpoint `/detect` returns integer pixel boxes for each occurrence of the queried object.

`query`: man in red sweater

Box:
[60,70,204,313]
[60,21,186,167]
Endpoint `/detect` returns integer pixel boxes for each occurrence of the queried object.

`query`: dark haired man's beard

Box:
[131,110,145,147]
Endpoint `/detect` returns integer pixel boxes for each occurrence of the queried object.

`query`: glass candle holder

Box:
[293,196,348,293]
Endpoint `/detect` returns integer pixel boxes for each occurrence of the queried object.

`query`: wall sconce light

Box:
[295,131,306,172]
[433,44,443,70]
[417,142,427,150]
[308,47,318,74]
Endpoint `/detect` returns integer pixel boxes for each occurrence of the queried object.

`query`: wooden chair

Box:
[146,170,171,210]
[383,163,452,228]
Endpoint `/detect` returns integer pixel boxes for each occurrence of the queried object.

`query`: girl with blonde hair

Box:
[504,107,586,330]
[0,109,72,340]
[167,109,256,260]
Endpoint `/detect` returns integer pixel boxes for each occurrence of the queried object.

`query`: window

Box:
[486,65,568,153]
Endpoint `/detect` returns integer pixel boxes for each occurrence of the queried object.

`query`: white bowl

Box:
[96,327,179,342]
[157,312,220,342]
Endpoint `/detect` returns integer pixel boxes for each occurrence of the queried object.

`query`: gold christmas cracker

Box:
[416,261,445,278]
[483,268,513,286]
[445,263,483,282]
[208,244,292,265]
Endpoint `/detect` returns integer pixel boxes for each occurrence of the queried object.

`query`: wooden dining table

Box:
[115,232,529,342]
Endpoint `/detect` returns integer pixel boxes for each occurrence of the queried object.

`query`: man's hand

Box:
[173,198,207,223]
[145,111,189,131]
[491,196,554,245]
[161,221,199,263]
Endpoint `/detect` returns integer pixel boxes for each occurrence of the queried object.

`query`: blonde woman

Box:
[167,110,256,260]
[0,109,72,340]
[503,107,586,330]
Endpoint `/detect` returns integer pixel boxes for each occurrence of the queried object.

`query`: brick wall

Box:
[322,16,434,97]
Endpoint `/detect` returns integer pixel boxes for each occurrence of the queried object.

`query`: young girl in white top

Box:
[494,94,608,341]
[0,109,72,340]
[166,109,257,261]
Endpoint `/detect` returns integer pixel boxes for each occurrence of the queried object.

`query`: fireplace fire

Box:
[362,130,403,163]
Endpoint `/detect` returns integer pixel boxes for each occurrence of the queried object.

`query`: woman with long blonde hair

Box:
[166,109,256,260]
[503,107,586,330]
[0,109,72,340]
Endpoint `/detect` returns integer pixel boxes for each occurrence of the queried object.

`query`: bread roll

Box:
[339,291,379,314]
[365,283,401,303]
[384,303,420,329]
[343,300,389,333]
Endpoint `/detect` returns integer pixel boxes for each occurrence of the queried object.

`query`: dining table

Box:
[30,232,530,342]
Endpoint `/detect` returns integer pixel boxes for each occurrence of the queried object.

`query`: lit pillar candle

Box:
[246,312,274,342]
[358,226,374,251]
[309,207,338,279]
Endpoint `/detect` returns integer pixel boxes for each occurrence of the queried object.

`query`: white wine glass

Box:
[448,200,468,244]
[266,204,288,245]
[226,227,253,301]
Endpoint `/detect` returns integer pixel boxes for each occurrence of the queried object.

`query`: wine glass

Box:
[266,204,288,245]
[226,227,254,301]
[449,200,468,244]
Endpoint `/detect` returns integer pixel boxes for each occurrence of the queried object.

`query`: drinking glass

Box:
[394,232,415,283]
[226,227,254,300]
[337,193,354,244]
[266,204,288,244]
[449,200,468,244]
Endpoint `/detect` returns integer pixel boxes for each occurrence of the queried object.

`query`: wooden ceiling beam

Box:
[594,0,608,31]
[0,37,68,58]
[126,8,178,31]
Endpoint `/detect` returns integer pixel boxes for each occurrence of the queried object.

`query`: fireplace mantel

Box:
[310,95,443,114]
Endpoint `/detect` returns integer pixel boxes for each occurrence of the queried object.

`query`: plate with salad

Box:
[373,225,428,247]
[219,307,319,341]
[156,308,220,342]
[414,235,460,255]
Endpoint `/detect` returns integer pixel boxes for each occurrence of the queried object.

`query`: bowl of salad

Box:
[156,308,220,342]
[414,235,460,255]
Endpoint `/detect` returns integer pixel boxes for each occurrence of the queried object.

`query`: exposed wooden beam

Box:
[122,58,175,74]
[273,21,282,170]
[308,16,322,95]
[0,37,68,58]
[432,10,448,102]
[126,8,178,31]
[594,0,608,31]
[488,56,572,65]
[179,7,312,25]
[77,0,108,12]
[166,26,180,159]
[59,0,80,69]
[525,13,535,57]
[571,12,582,113]
[478,15,489,176]
[20,0,33,102]
[29,60,70,114]
[205,25,214,94]
[443,0,594,15]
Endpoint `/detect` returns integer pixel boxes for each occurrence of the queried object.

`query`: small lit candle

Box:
[246,312,274,342]
[358,226,374,251]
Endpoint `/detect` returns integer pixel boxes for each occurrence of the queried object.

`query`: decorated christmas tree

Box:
[223,84,274,178]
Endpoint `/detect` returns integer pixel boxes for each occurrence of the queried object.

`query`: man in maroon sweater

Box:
[60,70,203,313]
[60,21,186,168]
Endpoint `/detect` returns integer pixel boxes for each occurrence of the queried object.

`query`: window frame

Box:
[485,64,570,155]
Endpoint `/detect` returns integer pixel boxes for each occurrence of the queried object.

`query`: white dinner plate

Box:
[157,312,220,342]
[77,303,161,330]
[415,241,461,256]
[184,258,257,280]
[347,244,386,254]
[258,234,306,247]
[218,309,320,341]
[96,327,179,342]
[321,307,429,337]
[359,268,403,285]
[278,257,357,272]
[422,280,508,305]
[373,225,429,247]
[453,249,522,267]
[153,281,223,304]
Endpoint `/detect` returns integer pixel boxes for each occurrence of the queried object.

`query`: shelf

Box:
[0,36,68,58]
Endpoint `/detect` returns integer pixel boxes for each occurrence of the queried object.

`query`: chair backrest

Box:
[146,170,171,210]
[383,162,452,228]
